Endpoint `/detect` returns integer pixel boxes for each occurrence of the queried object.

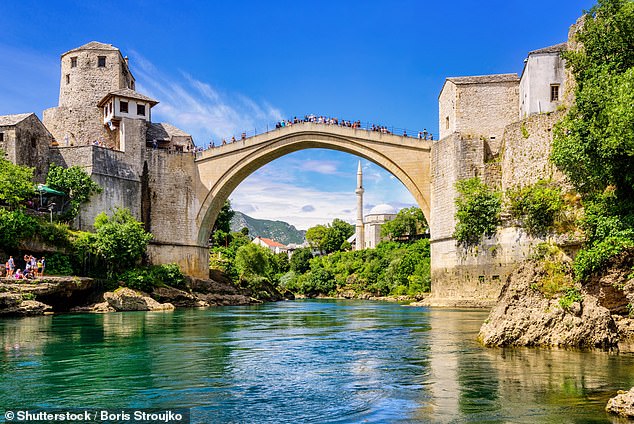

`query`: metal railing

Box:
[194,115,434,152]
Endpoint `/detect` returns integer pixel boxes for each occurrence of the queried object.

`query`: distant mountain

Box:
[230,211,306,245]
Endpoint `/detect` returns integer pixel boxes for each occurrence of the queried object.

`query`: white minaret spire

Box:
[355,160,365,250]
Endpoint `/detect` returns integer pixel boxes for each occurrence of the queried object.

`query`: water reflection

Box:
[0,301,633,423]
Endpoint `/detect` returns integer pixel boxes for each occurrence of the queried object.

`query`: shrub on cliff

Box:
[507,180,564,236]
[551,0,634,279]
[454,177,502,248]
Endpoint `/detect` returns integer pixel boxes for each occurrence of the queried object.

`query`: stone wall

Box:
[48,145,142,230]
[0,114,53,182]
[144,149,207,277]
[455,81,519,145]
[438,81,456,140]
[43,106,112,147]
[430,122,551,305]
[501,111,566,190]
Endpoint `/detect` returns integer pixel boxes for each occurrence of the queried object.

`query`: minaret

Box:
[355,160,365,250]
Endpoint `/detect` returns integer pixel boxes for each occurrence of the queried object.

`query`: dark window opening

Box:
[445,116,450,130]
[120,101,128,113]
[550,84,560,102]
[137,104,146,116]
[97,56,106,67]
[478,275,485,283]
[0,133,4,142]
[70,57,77,68]
[65,74,70,84]
[31,137,36,148]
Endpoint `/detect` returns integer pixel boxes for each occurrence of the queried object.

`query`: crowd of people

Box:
[2,255,46,280]
[200,114,433,150]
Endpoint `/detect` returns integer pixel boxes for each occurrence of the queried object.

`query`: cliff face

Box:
[478,261,620,348]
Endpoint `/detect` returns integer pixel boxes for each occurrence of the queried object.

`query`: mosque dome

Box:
[367,204,397,215]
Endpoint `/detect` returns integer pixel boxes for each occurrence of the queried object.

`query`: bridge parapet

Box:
[196,122,431,161]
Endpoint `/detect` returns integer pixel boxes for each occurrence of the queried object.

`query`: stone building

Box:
[1,41,208,276]
[0,113,53,182]
[519,43,567,118]
[429,37,569,305]
[363,204,397,249]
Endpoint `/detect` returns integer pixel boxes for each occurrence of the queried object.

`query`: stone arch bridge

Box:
[148,122,432,278]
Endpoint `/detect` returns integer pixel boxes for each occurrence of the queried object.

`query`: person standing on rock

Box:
[8,256,15,277]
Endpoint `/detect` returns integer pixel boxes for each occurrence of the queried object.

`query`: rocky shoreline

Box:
[0,272,273,317]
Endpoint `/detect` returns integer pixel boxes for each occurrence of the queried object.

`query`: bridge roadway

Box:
[194,121,432,247]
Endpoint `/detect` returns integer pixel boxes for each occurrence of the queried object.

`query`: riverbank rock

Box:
[478,261,619,348]
[0,291,53,316]
[104,288,174,311]
[606,388,634,418]
[584,251,634,315]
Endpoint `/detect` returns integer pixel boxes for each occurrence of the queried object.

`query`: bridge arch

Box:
[195,123,432,246]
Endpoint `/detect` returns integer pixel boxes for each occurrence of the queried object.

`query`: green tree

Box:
[234,243,271,278]
[0,154,35,209]
[306,224,328,254]
[306,219,354,254]
[381,206,428,241]
[210,200,235,246]
[550,0,634,278]
[290,247,313,273]
[322,218,354,253]
[46,164,102,221]
[454,177,502,248]
[91,208,153,276]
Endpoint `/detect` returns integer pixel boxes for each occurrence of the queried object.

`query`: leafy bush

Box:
[45,253,74,276]
[0,209,38,250]
[573,232,634,280]
[290,247,313,273]
[507,180,564,236]
[454,177,502,247]
[92,208,153,276]
[118,264,186,292]
[559,287,583,311]
[46,164,102,222]
[0,154,35,209]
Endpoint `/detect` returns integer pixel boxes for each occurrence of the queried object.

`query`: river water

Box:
[1,300,633,423]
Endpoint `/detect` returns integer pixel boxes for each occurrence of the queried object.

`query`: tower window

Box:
[0,133,4,142]
[550,84,560,102]
[97,56,106,67]
[445,116,450,130]
[65,74,70,84]
[137,104,146,116]
[70,57,77,68]
[120,101,128,113]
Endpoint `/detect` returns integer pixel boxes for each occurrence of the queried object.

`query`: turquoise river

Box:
[1,300,634,423]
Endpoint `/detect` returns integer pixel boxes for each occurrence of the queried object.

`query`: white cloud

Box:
[129,52,283,145]
[230,175,357,230]
[299,160,340,175]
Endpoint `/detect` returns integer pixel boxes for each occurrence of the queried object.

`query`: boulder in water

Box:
[104,288,174,311]
[478,261,619,348]
[606,388,634,418]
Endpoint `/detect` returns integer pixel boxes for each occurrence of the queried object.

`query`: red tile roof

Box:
[256,237,286,248]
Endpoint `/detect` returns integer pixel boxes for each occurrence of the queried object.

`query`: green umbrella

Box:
[36,184,65,196]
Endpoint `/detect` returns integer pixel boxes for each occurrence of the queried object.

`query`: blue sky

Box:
[0,0,594,230]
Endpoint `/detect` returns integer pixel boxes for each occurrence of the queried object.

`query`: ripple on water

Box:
[1,301,634,423]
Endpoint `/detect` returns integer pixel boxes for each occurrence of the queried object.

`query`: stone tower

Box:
[355,160,365,251]
[43,41,136,147]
